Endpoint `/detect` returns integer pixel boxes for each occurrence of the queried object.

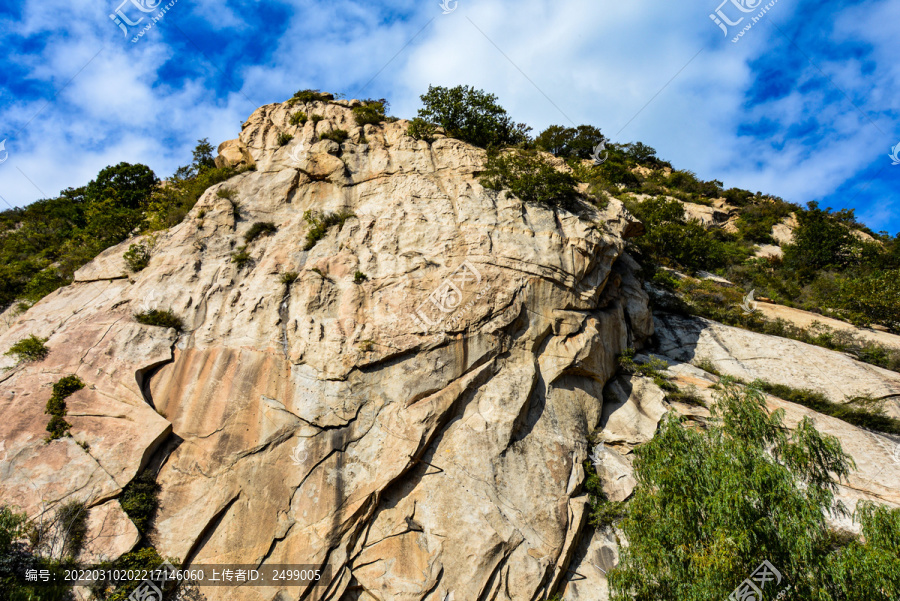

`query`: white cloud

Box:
[0,0,897,230]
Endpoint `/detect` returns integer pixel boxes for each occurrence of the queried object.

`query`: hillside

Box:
[1,88,898,601]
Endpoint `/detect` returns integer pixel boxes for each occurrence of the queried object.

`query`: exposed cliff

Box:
[1,96,898,601]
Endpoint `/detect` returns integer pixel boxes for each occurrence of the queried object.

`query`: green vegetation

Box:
[44,375,84,442]
[277,132,293,146]
[280,271,299,285]
[134,309,183,331]
[608,378,900,601]
[615,349,706,407]
[584,459,625,529]
[92,547,179,601]
[1,505,74,601]
[290,111,308,126]
[5,335,49,363]
[120,472,161,535]
[479,149,580,211]
[320,128,349,144]
[352,99,387,126]
[216,187,236,200]
[416,85,531,148]
[123,242,151,272]
[244,221,277,243]
[55,500,88,559]
[735,199,793,243]
[660,277,900,372]
[755,381,900,435]
[625,196,749,273]
[535,124,605,159]
[0,138,244,312]
[407,117,437,142]
[310,114,324,124]
[303,210,355,250]
[288,88,330,104]
[144,139,243,231]
[231,245,252,268]
[353,270,368,284]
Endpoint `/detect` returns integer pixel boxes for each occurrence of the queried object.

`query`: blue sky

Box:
[0,0,898,233]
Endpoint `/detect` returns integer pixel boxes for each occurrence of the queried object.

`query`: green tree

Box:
[827,501,900,600]
[623,141,666,167]
[416,85,531,148]
[625,196,746,272]
[191,138,216,172]
[783,202,855,273]
[82,162,159,244]
[479,149,580,211]
[534,124,605,159]
[609,379,870,601]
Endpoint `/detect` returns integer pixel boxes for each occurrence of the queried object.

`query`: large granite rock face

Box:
[0,99,651,600]
[2,97,898,601]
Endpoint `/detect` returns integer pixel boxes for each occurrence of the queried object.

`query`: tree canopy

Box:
[416,85,531,148]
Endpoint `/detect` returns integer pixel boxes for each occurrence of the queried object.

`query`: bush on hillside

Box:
[5,335,49,363]
[479,149,580,211]
[416,85,531,148]
[407,118,437,142]
[289,89,330,104]
[123,242,151,272]
[735,199,794,243]
[608,378,898,601]
[783,202,855,274]
[134,309,183,331]
[535,124,605,159]
[144,140,243,231]
[290,111,308,126]
[120,472,161,535]
[624,196,749,272]
[319,129,349,144]
[277,132,293,146]
[244,221,277,243]
[352,100,387,126]
[231,246,251,268]
[303,210,355,250]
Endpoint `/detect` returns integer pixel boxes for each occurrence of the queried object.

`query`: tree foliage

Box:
[624,196,749,273]
[609,379,900,601]
[534,124,605,159]
[416,85,531,148]
[479,149,580,211]
[784,202,856,273]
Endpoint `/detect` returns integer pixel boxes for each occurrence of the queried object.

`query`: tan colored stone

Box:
[654,313,900,418]
[3,95,898,601]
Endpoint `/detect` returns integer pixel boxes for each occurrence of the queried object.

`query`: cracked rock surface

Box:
[0,99,649,601]
[3,99,898,601]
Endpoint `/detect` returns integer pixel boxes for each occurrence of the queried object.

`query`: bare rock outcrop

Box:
[0,98,650,600]
[2,96,898,601]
